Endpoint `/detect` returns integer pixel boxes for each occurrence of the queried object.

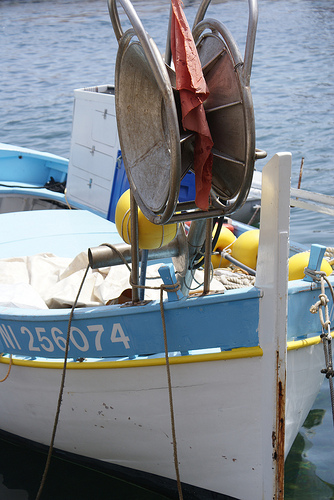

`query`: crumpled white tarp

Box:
[0,252,227,310]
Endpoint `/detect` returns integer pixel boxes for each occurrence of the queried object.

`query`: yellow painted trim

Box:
[287,330,334,351]
[0,346,263,370]
[2,331,333,369]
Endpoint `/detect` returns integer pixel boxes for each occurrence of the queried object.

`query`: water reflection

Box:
[285,409,334,500]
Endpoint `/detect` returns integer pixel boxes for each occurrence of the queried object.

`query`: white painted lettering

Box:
[21,326,40,351]
[51,327,67,352]
[70,327,89,352]
[0,324,16,350]
[35,327,54,352]
[7,326,21,349]
[110,323,130,349]
[87,324,104,351]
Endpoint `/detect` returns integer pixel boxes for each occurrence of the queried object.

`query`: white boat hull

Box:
[0,339,325,500]
[0,152,331,499]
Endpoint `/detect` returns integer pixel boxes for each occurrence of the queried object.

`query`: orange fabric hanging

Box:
[170,0,213,211]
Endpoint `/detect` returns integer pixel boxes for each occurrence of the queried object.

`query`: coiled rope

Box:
[325,247,334,266]
[214,268,255,289]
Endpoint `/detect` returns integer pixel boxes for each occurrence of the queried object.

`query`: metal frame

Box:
[109,0,259,225]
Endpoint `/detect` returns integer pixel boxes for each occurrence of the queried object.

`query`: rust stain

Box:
[274,350,286,499]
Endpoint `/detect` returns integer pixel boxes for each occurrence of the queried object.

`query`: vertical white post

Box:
[256,152,291,498]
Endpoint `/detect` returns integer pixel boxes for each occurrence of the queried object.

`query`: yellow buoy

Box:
[231,229,260,270]
[115,190,178,250]
[211,225,236,268]
[288,251,332,281]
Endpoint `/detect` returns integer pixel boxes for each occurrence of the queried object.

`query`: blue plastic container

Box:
[107,152,196,223]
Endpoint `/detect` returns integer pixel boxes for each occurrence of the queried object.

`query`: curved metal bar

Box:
[107,0,123,41]
[164,5,173,66]
[193,0,258,85]
[110,0,171,102]
[110,0,257,84]
[255,148,267,160]
[243,0,258,86]
[193,19,243,67]
[192,0,211,29]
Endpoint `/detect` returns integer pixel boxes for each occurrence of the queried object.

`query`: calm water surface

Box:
[0,0,334,498]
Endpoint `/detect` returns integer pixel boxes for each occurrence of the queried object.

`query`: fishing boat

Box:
[0,1,333,499]
[0,123,261,224]
[0,143,68,213]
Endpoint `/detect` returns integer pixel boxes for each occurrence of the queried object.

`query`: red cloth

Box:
[170,0,213,211]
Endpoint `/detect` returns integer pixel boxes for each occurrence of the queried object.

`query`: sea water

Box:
[0,0,333,498]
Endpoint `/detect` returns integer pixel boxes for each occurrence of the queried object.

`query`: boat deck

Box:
[0,209,123,259]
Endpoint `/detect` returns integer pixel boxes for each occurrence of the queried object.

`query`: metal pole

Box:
[203,218,213,293]
[130,191,140,303]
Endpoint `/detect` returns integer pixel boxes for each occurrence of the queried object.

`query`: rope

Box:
[34,258,182,499]
[247,205,261,226]
[130,277,183,498]
[308,269,334,427]
[182,265,214,291]
[123,208,131,244]
[130,278,181,295]
[160,286,183,500]
[63,188,72,210]
[35,264,90,500]
[214,269,255,289]
[325,247,334,266]
[0,354,12,382]
[0,182,64,190]
[100,243,132,273]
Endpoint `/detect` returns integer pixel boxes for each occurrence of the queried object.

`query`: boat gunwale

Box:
[1,330,332,369]
[0,285,262,320]
[0,272,331,320]
[0,143,69,168]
